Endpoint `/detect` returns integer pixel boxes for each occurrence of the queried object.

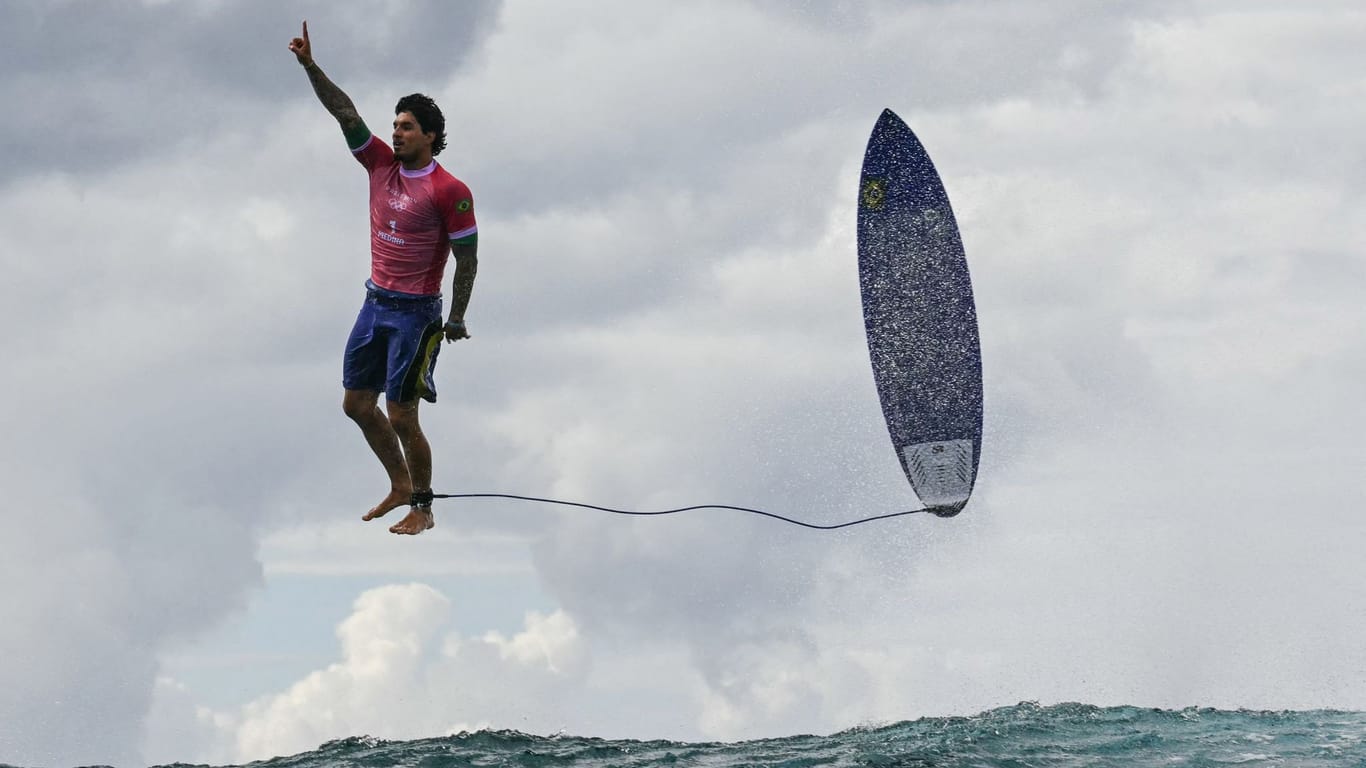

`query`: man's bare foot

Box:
[389,507,435,535]
[362,487,412,521]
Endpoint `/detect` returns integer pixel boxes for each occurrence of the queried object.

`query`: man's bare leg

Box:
[342,389,413,520]
[386,398,435,535]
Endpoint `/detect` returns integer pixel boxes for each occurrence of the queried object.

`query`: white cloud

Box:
[195,584,588,762]
[482,606,586,674]
[226,584,453,758]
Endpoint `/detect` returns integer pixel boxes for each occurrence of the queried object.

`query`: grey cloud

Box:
[471,0,1192,208]
[474,0,1366,733]
[0,0,500,182]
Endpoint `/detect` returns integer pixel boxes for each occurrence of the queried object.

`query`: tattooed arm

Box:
[445,239,479,341]
[288,21,367,143]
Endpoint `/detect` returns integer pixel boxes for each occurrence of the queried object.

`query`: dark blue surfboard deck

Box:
[857,109,983,518]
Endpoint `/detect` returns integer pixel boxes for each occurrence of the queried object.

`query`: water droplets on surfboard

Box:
[857,109,983,517]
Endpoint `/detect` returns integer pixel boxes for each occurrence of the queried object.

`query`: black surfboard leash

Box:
[421,491,928,530]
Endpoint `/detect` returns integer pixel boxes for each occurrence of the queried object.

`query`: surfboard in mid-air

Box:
[857,108,983,518]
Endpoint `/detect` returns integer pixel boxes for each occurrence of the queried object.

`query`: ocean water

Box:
[129,702,1365,768]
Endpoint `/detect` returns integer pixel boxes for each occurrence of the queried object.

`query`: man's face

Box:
[392,111,434,162]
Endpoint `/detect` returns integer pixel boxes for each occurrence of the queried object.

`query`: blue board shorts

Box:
[343,281,444,403]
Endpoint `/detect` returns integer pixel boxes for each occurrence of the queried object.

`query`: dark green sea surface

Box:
[24,702,1366,768]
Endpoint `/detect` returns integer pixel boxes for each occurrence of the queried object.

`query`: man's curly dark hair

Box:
[395,93,447,156]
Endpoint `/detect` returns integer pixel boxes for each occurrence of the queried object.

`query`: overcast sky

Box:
[2,1,1365,766]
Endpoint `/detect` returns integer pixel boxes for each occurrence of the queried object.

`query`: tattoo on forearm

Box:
[451,259,478,318]
[304,63,361,129]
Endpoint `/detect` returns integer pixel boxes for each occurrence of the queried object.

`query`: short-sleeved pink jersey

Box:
[353,135,477,296]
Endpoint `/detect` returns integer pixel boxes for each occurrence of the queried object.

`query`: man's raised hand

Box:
[288,20,313,66]
[290,20,362,128]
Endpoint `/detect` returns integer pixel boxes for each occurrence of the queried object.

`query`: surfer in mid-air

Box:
[289,20,479,536]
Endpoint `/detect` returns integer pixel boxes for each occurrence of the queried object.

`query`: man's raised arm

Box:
[288,21,367,144]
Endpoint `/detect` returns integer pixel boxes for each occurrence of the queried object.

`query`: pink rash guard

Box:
[352,134,477,296]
